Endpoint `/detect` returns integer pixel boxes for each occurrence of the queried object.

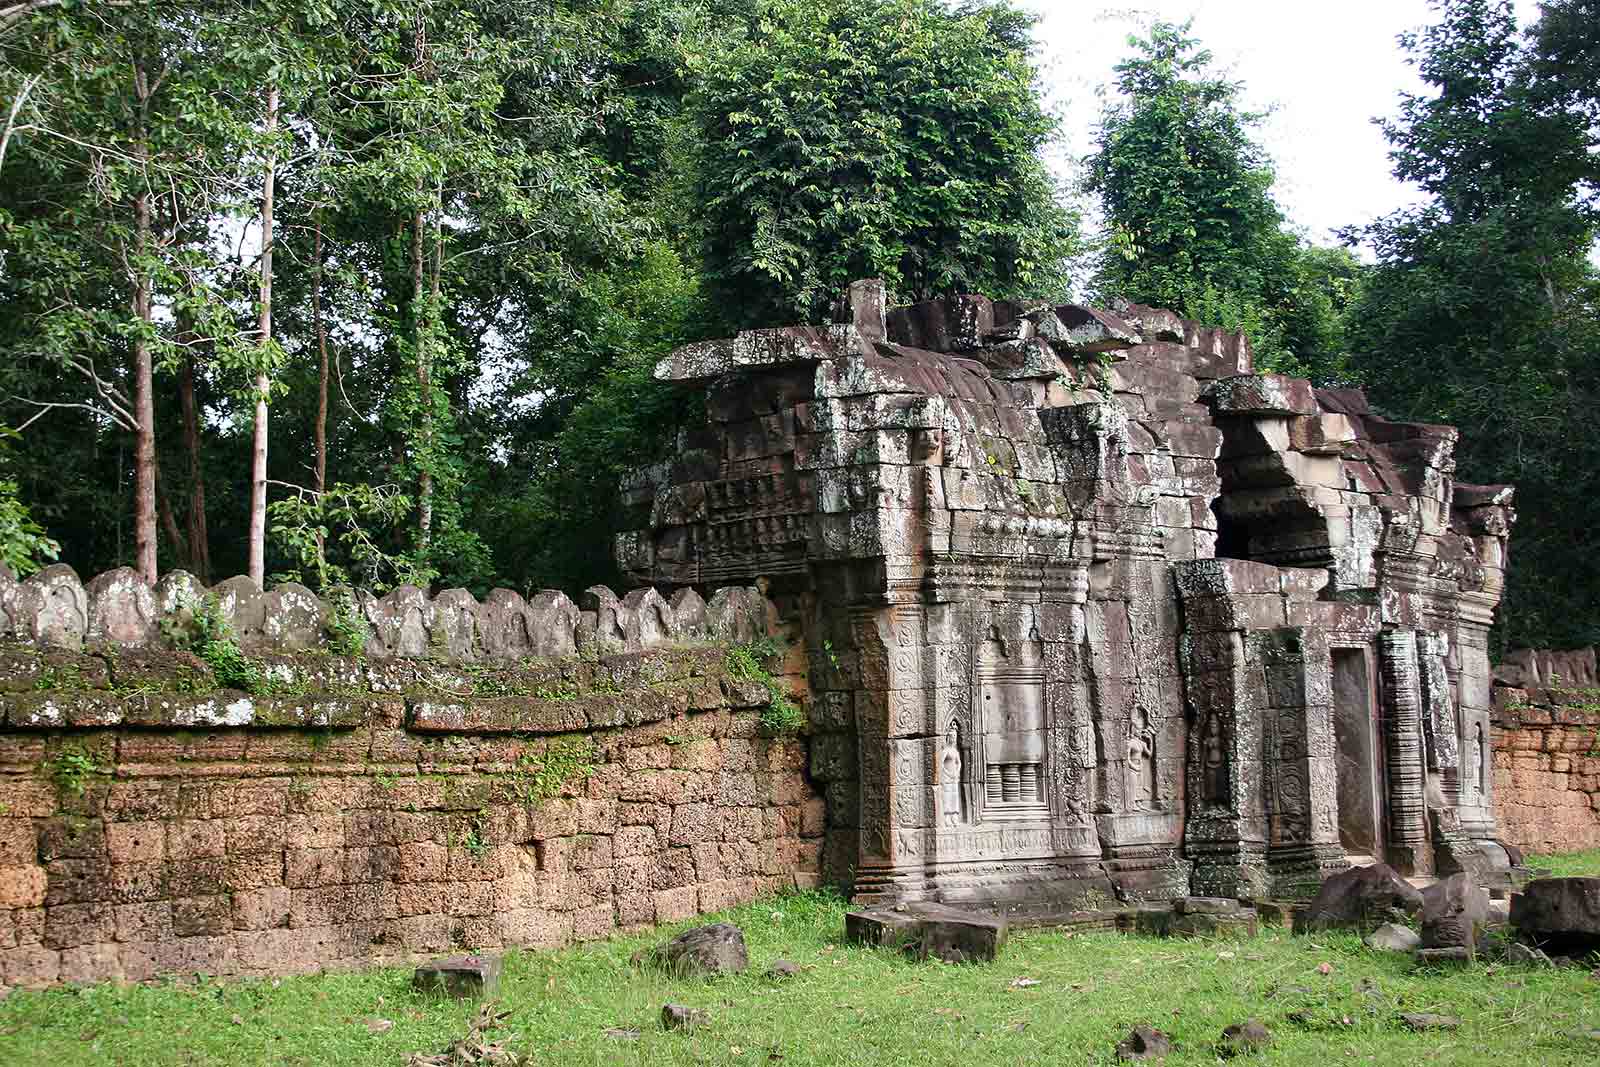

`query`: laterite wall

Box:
[0,565,823,991]
[1491,681,1600,856]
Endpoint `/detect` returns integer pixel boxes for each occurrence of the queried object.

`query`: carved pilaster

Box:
[1379,629,1429,874]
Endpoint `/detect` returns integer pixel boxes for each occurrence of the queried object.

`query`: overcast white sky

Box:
[1021,0,1544,246]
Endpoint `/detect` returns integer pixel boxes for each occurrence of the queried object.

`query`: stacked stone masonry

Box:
[623,281,1521,913]
[1491,648,1600,855]
[0,567,819,991]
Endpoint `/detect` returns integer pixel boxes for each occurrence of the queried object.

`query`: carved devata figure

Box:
[1202,712,1227,807]
[1472,721,1487,801]
[1125,706,1157,810]
[941,720,966,827]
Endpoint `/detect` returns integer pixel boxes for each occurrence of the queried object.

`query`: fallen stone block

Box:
[1400,1012,1461,1031]
[1216,1019,1272,1058]
[1505,942,1553,967]
[1136,906,1258,939]
[1175,896,1240,915]
[1249,900,1302,927]
[1416,946,1473,965]
[1116,1023,1174,1061]
[1510,877,1600,958]
[1296,863,1422,933]
[1365,923,1421,952]
[648,922,749,977]
[1421,873,1491,951]
[412,953,502,999]
[845,902,1007,963]
[661,1004,709,1031]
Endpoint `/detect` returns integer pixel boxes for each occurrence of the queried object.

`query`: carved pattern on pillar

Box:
[1418,630,1459,775]
[1379,629,1428,873]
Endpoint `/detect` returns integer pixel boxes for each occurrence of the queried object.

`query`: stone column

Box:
[1378,629,1429,874]
[1254,627,1346,898]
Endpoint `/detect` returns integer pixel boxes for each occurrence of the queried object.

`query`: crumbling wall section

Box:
[1491,649,1600,854]
[0,567,821,991]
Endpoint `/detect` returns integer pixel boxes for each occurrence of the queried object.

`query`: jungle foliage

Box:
[1,0,1597,649]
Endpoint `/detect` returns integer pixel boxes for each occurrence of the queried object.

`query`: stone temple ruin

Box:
[621,280,1523,912]
[0,284,1545,989]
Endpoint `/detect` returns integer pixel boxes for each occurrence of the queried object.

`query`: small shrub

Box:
[760,692,806,736]
[509,737,596,806]
[324,590,371,660]
[726,637,804,736]
[164,592,263,693]
[46,746,106,796]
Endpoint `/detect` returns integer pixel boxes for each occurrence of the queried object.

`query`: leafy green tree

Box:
[688,0,1078,328]
[1344,0,1600,648]
[0,427,59,577]
[0,2,269,583]
[1085,20,1351,376]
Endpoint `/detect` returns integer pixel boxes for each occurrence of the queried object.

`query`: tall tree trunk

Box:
[179,352,211,583]
[313,216,329,495]
[130,61,158,586]
[157,479,186,566]
[412,206,432,552]
[312,214,330,585]
[247,83,278,587]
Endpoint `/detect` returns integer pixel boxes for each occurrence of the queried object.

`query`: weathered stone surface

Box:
[1511,877,1600,957]
[527,590,580,659]
[413,953,501,998]
[661,1003,709,1031]
[152,570,205,618]
[1175,896,1239,915]
[846,902,1007,963]
[1400,1013,1460,1031]
[370,585,432,659]
[429,589,481,660]
[621,588,677,651]
[649,922,748,977]
[1210,374,1317,416]
[1420,873,1491,952]
[261,583,325,652]
[670,588,709,639]
[14,564,88,650]
[1416,946,1473,965]
[1216,1019,1272,1058]
[1365,923,1421,952]
[1505,942,1553,967]
[210,574,267,645]
[479,589,534,660]
[84,567,158,648]
[1297,865,1423,932]
[1116,1024,1174,1061]
[0,562,17,636]
[583,585,629,655]
[1050,304,1141,353]
[1137,907,1259,939]
[705,586,768,644]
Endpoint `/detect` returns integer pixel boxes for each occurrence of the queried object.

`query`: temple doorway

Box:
[1331,647,1385,862]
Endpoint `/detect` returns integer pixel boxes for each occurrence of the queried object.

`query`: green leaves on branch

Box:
[268,482,437,594]
[1085,19,1354,377]
[689,0,1079,328]
[1343,0,1600,650]
[0,427,58,578]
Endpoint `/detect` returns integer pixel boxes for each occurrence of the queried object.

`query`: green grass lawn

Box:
[1525,849,1600,878]
[3,853,1598,1067]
